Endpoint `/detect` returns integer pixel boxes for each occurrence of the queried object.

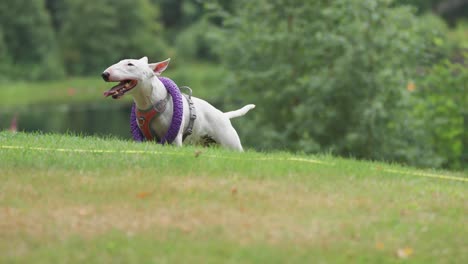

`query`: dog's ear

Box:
[149,58,171,75]
[139,56,149,64]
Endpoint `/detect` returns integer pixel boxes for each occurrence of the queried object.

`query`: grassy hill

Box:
[0,132,466,263]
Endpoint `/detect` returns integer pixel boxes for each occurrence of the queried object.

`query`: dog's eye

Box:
[127,63,134,66]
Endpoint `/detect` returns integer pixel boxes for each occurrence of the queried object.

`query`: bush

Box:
[217,0,452,167]
[413,56,467,169]
[448,21,468,51]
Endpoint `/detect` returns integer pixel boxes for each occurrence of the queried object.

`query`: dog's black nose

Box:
[101,72,110,81]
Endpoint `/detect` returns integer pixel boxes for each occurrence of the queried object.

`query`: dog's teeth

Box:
[125,83,130,88]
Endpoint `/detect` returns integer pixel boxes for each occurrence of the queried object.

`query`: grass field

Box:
[0,132,466,263]
[0,63,227,108]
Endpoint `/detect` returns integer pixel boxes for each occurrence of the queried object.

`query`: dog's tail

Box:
[224,104,256,119]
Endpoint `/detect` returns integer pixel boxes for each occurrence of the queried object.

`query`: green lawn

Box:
[0,77,110,108]
[0,132,466,263]
[0,63,227,108]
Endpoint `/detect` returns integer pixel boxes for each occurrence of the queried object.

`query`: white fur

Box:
[102,57,255,151]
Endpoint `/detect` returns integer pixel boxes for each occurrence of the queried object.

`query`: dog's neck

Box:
[132,76,167,110]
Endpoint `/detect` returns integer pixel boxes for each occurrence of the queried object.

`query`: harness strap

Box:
[131,79,196,144]
[181,86,197,141]
[135,93,170,141]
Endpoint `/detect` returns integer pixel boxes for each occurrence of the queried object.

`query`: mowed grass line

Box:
[0,132,466,263]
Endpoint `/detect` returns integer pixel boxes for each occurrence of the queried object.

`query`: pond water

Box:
[0,102,134,139]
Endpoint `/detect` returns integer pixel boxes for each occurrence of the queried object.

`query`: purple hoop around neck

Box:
[130,76,183,144]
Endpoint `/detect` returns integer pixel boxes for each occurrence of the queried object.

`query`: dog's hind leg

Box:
[215,126,244,152]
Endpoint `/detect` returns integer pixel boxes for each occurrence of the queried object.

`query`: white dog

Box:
[102,57,255,151]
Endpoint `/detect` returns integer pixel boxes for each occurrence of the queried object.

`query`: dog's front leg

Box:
[173,134,183,147]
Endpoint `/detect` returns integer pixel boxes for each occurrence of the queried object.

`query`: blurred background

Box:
[0,0,466,170]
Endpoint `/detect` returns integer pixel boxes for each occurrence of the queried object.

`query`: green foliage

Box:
[217,0,452,167]
[153,0,234,26]
[448,20,468,50]
[414,56,467,169]
[393,0,441,13]
[0,0,64,80]
[60,0,167,75]
[175,20,220,61]
[153,0,188,29]
[393,0,468,25]
[45,0,67,31]
[153,0,231,60]
[0,27,9,81]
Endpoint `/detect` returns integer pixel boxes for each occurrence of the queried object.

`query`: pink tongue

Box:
[103,81,130,97]
[104,89,117,97]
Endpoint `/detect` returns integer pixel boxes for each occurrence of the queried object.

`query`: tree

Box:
[153,0,187,29]
[393,0,468,25]
[60,0,167,75]
[45,0,67,31]
[217,0,449,167]
[0,28,10,81]
[0,0,64,80]
[152,0,233,61]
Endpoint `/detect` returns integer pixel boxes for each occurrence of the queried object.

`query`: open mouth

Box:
[103,80,138,99]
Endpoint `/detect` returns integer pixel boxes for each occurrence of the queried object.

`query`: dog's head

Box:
[101,57,170,99]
